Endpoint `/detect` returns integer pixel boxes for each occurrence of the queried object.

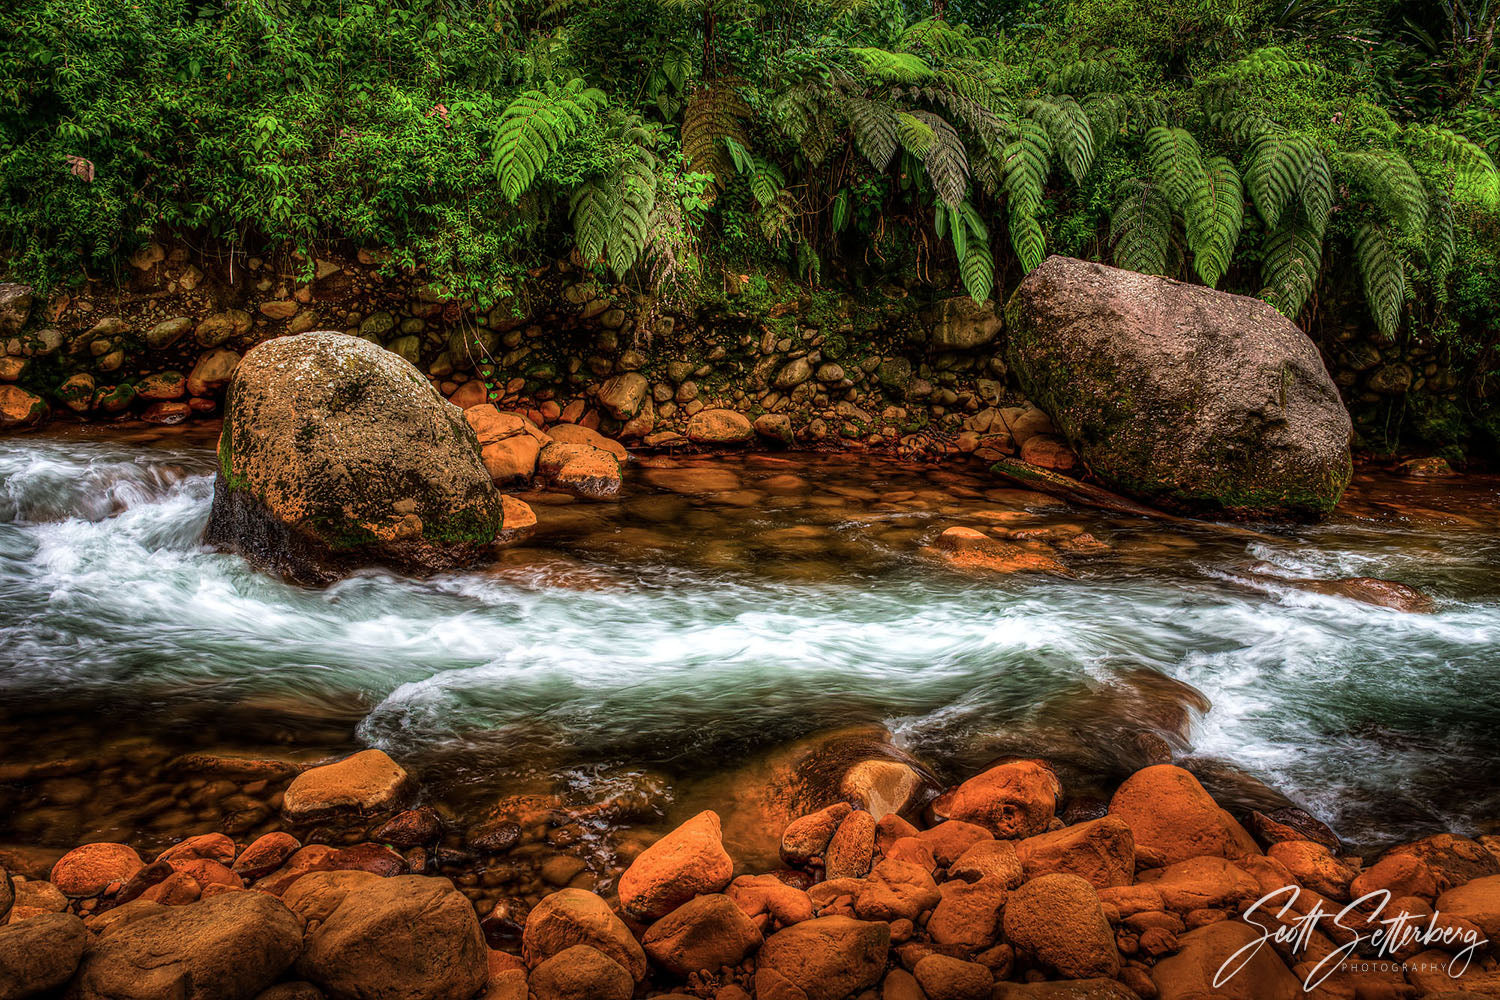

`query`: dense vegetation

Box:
[1,0,1496,360]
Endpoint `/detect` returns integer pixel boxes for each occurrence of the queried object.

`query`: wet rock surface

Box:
[204,331,510,583]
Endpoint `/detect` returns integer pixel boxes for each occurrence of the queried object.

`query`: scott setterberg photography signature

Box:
[1215,886,1488,991]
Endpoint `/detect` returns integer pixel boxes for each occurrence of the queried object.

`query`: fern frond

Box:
[1043,55,1122,95]
[1408,126,1500,206]
[749,159,787,208]
[1022,96,1095,184]
[1259,211,1323,319]
[1298,148,1333,235]
[1145,125,1207,213]
[569,180,615,263]
[682,82,751,189]
[960,240,994,303]
[607,158,657,278]
[1352,222,1404,338]
[846,97,901,172]
[1008,208,1046,273]
[1001,119,1051,216]
[1111,178,1173,277]
[850,47,934,84]
[896,112,937,157]
[1426,193,1455,280]
[1247,132,1318,230]
[910,110,969,206]
[1338,149,1428,229]
[494,80,607,203]
[1187,156,1244,287]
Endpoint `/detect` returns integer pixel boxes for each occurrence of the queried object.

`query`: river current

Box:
[1,426,1497,863]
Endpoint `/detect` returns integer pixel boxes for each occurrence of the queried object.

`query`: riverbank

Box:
[4,747,1500,1000]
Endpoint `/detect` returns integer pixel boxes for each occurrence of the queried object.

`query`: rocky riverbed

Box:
[2,421,1499,998]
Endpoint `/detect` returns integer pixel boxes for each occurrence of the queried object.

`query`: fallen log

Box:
[989,457,1278,541]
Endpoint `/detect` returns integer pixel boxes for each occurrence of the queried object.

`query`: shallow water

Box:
[1,425,1498,872]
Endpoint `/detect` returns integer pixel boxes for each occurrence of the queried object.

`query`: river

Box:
[1,426,1497,875]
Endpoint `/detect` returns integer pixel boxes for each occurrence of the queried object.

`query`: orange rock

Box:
[1138,856,1262,914]
[781,803,853,865]
[156,834,236,867]
[521,888,647,981]
[482,968,528,1000]
[1015,816,1135,889]
[1402,948,1500,996]
[727,874,814,927]
[1435,874,1500,943]
[932,760,1060,839]
[927,876,1008,951]
[876,814,920,855]
[1098,883,1165,918]
[1003,874,1120,979]
[449,381,489,409]
[919,821,995,867]
[232,833,301,881]
[932,527,1068,575]
[852,858,940,923]
[481,435,541,484]
[914,953,992,1000]
[280,749,413,823]
[1350,853,1440,903]
[528,944,632,1000]
[948,839,1024,889]
[1382,834,1500,893]
[1020,434,1079,472]
[139,870,202,905]
[642,893,763,976]
[1151,920,1299,1000]
[51,843,144,898]
[754,916,891,1000]
[537,442,622,500]
[885,837,938,873]
[546,422,628,460]
[168,858,242,890]
[617,811,733,922]
[1267,841,1358,901]
[1108,765,1260,867]
[826,810,877,880]
[883,968,924,1000]
[686,408,754,444]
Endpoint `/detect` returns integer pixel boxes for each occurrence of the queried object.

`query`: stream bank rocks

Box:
[1006,256,1354,518]
[6,742,1500,1000]
[203,331,520,584]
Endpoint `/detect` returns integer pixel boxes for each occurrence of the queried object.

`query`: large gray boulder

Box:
[1005,257,1352,518]
[205,331,509,583]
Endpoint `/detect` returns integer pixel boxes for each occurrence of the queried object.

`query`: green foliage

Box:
[0,0,1496,364]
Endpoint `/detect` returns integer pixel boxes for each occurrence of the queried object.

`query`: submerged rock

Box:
[1006,256,1352,518]
[204,331,509,583]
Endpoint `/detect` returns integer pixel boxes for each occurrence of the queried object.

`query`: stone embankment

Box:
[4,746,1498,1000]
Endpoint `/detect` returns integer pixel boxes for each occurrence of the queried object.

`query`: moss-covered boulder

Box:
[205,331,507,583]
[1005,257,1351,518]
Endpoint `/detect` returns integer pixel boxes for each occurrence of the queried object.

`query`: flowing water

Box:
[2,425,1498,878]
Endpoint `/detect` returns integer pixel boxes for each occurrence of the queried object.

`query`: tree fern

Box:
[493,80,607,203]
[1298,148,1333,235]
[1353,221,1405,338]
[1187,156,1244,287]
[607,157,657,278]
[1111,178,1173,276]
[1426,193,1455,281]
